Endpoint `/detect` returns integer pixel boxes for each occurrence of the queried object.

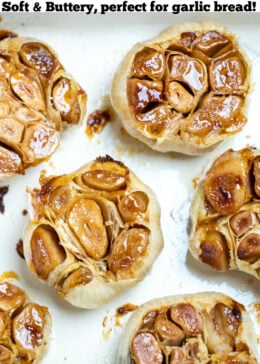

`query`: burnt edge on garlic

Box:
[0,29,87,180]
[111,22,250,155]
[0,278,51,364]
[116,292,258,364]
[189,147,260,280]
[23,156,163,309]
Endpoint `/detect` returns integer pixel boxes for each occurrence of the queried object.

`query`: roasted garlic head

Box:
[116,292,258,364]
[0,278,51,363]
[0,30,87,180]
[111,22,250,155]
[23,156,163,309]
[188,148,260,278]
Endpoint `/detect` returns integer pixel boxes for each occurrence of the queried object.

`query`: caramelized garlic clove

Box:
[118,191,149,222]
[67,198,108,259]
[131,332,163,364]
[237,233,260,263]
[230,211,253,237]
[200,231,230,271]
[211,302,241,348]
[193,30,232,59]
[108,227,149,275]
[170,303,203,337]
[30,225,66,280]
[131,47,165,79]
[52,77,81,124]
[210,52,246,93]
[62,266,93,294]
[82,170,127,192]
[127,78,163,114]
[154,318,185,346]
[19,42,60,80]
[165,81,194,113]
[21,123,59,164]
[10,70,46,111]
[0,282,26,312]
[204,150,252,215]
[167,54,207,93]
[12,303,48,352]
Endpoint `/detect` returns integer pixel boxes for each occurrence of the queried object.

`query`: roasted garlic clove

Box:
[0,278,51,363]
[23,156,163,308]
[200,230,230,271]
[116,293,258,364]
[0,281,26,312]
[111,22,250,155]
[0,32,87,180]
[30,224,66,280]
[189,148,260,280]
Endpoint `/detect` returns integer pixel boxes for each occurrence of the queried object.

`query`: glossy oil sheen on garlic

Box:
[24,156,162,308]
[0,32,86,179]
[128,32,246,136]
[189,148,260,279]
[0,280,50,363]
[128,295,257,364]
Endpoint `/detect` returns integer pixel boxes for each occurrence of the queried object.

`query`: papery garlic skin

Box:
[111,22,250,155]
[0,30,87,180]
[189,148,260,279]
[116,292,258,364]
[23,156,163,309]
[0,278,51,364]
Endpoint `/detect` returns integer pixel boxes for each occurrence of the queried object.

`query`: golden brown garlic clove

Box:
[21,123,59,164]
[211,302,241,348]
[19,42,60,80]
[108,227,149,275]
[210,52,246,93]
[30,225,66,280]
[82,170,127,192]
[118,191,149,222]
[193,31,232,59]
[0,282,26,312]
[154,318,185,346]
[0,118,24,145]
[237,233,260,263]
[131,47,165,79]
[62,266,93,294]
[52,77,81,124]
[200,230,230,271]
[12,303,48,352]
[10,70,46,111]
[170,303,203,337]
[230,211,253,237]
[204,149,252,215]
[131,332,163,364]
[165,81,194,113]
[67,198,108,259]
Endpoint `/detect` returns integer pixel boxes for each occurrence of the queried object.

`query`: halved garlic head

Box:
[116,292,258,364]
[189,148,260,279]
[23,156,163,309]
[0,30,87,180]
[111,22,250,155]
[0,278,51,363]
